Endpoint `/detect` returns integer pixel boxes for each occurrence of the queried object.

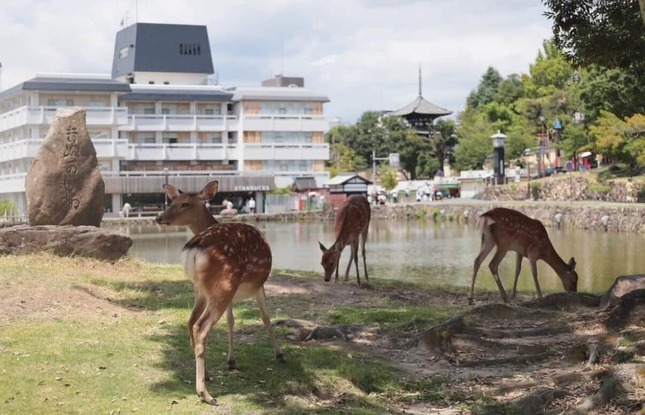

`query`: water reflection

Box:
[119,220,644,294]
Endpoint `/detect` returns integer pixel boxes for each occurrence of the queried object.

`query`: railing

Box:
[242,114,329,131]
[0,138,130,161]
[124,114,237,131]
[0,173,27,193]
[244,143,329,160]
[0,106,129,131]
[127,143,240,161]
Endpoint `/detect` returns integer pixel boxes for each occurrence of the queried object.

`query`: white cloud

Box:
[0,0,553,122]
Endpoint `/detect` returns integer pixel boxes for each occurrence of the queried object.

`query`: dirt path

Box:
[265,276,645,415]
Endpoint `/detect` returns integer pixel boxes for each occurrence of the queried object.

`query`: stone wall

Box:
[479,175,645,203]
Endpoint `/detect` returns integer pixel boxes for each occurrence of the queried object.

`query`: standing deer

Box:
[318,194,371,286]
[469,207,578,304]
[155,180,284,405]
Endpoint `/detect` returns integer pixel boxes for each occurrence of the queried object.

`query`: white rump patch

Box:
[180,248,209,282]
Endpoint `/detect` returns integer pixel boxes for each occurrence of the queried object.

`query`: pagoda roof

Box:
[389,95,452,117]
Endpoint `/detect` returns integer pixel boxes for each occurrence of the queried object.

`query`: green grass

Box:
[0,254,451,414]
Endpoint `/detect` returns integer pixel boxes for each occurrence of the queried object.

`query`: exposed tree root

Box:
[457,350,554,367]
[564,372,624,415]
[604,289,645,331]
[513,387,569,415]
[273,318,366,342]
[522,292,601,310]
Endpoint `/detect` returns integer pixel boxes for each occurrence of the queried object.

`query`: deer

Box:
[155,180,284,405]
[469,207,578,305]
[318,194,371,287]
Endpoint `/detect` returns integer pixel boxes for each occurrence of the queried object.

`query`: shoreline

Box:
[102,199,645,234]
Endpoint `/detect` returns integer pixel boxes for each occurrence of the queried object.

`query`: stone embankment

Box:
[102,199,645,234]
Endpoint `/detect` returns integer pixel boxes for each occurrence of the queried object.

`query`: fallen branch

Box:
[457,350,553,367]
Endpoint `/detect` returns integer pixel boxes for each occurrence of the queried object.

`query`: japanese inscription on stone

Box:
[63,126,81,209]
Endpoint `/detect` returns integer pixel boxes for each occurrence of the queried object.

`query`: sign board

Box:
[565,160,575,172]
[437,170,444,177]
[389,153,400,168]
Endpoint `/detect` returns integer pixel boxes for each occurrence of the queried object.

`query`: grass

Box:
[0,254,452,414]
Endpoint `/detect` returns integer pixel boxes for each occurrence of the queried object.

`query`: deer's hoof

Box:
[227,360,237,371]
[276,353,286,363]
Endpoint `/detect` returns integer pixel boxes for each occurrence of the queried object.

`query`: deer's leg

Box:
[527,251,543,298]
[352,240,361,286]
[511,252,523,298]
[488,248,509,303]
[226,303,237,370]
[344,243,356,282]
[468,234,495,304]
[334,249,341,282]
[255,287,285,362]
[193,299,228,405]
[188,292,207,349]
[360,229,369,282]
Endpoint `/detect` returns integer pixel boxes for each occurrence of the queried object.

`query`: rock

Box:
[220,208,238,217]
[25,107,105,227]
[599,274,645,310]
[0,225,132,262]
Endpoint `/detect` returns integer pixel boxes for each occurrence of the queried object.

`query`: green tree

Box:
[543,0,645,73]
[589,110,645,169]
[416,153,442,178]
[379,166,398,191]
[0,200,17,216]
[466,67,503,109]
[431,119,458,165]
[494,74,525,106]
[579,66,645,120]
[454,111,495,170]
[559,121,593,161]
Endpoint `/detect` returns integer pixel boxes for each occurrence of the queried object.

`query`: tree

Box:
[466,67,503,109]
[559,121,593,161]
[379,166,398,191]
[454,111,495,170]
[0,200,17,216]
[543,0,645,73]
[494,74,525,106]
[589,110,645,169]
[395,129,431,180]
[579,66,645,120]
[431,119,458,165]
[416,153,442,178]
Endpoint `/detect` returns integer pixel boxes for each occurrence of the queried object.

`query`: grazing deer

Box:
[469,207,578,304]
[318,194,371,286]
[155,180,284,405]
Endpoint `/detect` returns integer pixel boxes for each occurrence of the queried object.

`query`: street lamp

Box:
[163,167,169,208]
[491,130,506,185]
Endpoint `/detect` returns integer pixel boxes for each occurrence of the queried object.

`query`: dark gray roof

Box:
[120,87,232,102]
[389,95,451,117]
[111,23,214,79]
[0,76,130,99]
[292,176,319,191]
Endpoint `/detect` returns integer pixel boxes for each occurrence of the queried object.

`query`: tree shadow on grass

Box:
[83,278,402,413]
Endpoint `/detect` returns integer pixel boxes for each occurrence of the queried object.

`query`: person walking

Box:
[248,197,256,214]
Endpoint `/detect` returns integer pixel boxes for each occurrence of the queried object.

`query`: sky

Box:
[0,0,554,123]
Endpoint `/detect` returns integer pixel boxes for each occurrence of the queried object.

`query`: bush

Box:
[529,182,541,200]
[0,200,17,216]
[587,183,611,194]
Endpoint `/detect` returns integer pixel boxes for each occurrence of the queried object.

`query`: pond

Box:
[118,220,644,295]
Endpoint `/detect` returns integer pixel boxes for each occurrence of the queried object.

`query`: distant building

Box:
[0,22,330,215]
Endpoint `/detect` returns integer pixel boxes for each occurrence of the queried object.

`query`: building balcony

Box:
[0,106,129,132]
[0,138,130,162]
[0,173,27,193]
[244,143,329,160]
[127,143,241,161]
[122,114,237,132]
[242,115,329,132]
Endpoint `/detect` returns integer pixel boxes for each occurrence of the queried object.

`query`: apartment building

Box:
[0,22,330,215]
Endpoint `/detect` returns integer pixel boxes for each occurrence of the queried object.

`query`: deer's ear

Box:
[568,257,576,270]
[200,181,219,201]
[318,241,327,252]
[163,184,182,201]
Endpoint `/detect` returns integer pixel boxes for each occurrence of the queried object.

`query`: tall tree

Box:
[579,66,645,120]
[466,67,504,109]
[543,0,645,73]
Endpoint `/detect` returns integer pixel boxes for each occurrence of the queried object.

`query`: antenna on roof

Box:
[418,63,423,97]
[280,39,284,76]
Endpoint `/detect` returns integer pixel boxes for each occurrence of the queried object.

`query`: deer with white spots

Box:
[155,180,284,405]
[319,194,371,287]
[469,207,578,305]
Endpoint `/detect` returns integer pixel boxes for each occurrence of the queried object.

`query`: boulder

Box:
[25,107,105,226]
[599,274,645,310]
[0,225,132,262]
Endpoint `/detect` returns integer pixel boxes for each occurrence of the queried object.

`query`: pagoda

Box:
[389,67,452,137]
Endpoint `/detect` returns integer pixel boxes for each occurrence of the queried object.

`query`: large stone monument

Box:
[26,107,105,226]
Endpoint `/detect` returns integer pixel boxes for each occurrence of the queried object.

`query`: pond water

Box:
[118,220,644,295]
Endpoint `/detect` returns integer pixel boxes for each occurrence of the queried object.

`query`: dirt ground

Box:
[265,275,645,415]
[2,267,643,414]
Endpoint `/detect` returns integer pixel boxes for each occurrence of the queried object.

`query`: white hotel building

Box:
[0,23,330,214]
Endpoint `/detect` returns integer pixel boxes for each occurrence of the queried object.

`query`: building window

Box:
[143,108,155,115]
[148,81,155,85]
[163,81,169,85]
[47,99,74,107]
[180,43,201,55]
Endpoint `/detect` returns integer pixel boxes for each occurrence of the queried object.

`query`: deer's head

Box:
[562,257,578,292]
[318,242,340,282]
[155,180,218,227]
